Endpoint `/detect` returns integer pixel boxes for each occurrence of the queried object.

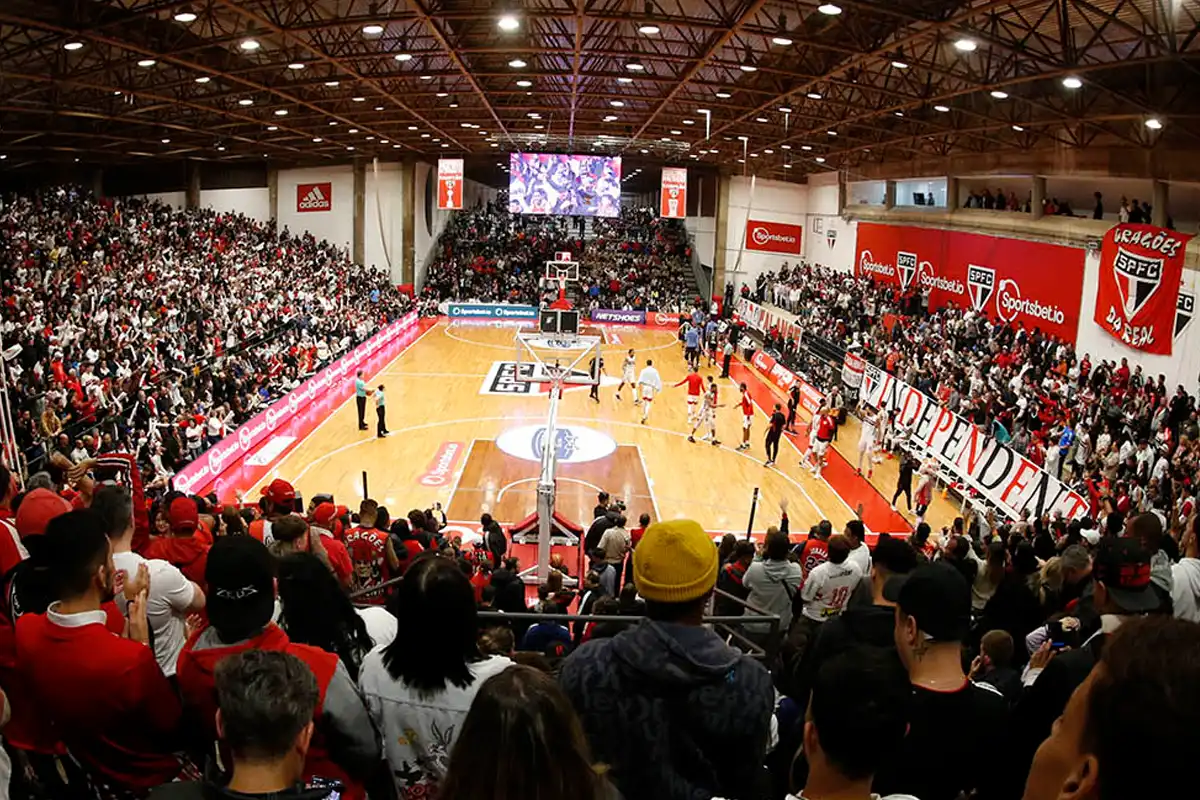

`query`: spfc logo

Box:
[826,229,837,249]
[897,251,918,290]
[967,265,996,313]
[1176,291,1194,338]
[1113,247,1163,320]
[532,427,580,461]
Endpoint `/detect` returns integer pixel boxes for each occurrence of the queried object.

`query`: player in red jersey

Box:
[673,365,704,425]
[736,382,753,451]
[804,407,838,478]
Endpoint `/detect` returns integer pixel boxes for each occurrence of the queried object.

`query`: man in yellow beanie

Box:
[560,519,774,800]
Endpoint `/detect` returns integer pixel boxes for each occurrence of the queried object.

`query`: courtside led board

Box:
[437,159,464,210]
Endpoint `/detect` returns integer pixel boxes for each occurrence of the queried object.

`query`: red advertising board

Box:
[745,219,803,255]
[854,222,1085,343]
[749,350,824,413]
[1094,224,1193,355]
[437,159,464,210]
[660,167,687,219]
[296,182,332,213]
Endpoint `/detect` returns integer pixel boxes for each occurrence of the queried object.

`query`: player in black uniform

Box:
[589,354,604,402]
[765,403,787,466]
[786,385,800,433]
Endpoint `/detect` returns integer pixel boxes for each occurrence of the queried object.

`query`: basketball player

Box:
[688,376,722,446]
[704,319,719,367]
[856,405,879,478]
[683,322,701,369]
[589,353,604,403]
[672,365,704,425]
[737,382,753,451]
[785,384,800,433]
[637,359,662,424]
[805,408,837,477]
[615,348,638,402]
[764,402,786,466]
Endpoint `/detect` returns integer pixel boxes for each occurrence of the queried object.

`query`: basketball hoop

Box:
[545,259,579,311]
[550,275,572,311]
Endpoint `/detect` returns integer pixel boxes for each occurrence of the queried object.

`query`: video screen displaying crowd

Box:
[0,187,413,492]
[752,262,1200,530]
[419,200,699,314]
[0,184,1196,800]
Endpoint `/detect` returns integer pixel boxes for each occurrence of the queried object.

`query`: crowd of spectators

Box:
[419,200,699,313]
[0,187,413,494]
[1,449,1198,800]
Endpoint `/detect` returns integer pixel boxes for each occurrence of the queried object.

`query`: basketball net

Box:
[549,275,573,310]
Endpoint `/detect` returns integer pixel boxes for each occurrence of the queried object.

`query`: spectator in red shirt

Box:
[16,510,184,794]
[310,503,354,587]
[344,501,390,604]
[143,496,210,587]
[249,480,300,544]
[629,512,651,549]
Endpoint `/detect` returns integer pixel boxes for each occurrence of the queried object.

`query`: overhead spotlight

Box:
[894,111,904,116]
[1012,125,1024,131]
[1145,117,1163,130]
[508,58,527,68]
[778,106,792,113]
[435,91,448,97]
[362,24,384,35]
[498,14,520,31]
[288,62,305,70]
[715,90,732,98]
[274,109,288,116]
[325,80,340,87]
[352,96,366,102]
[783,163,792,168]
[216,145,226,151]
[174,10,198,23]
[801,144,812,150]
[267,125,278,131]
[763,148,774,154]
[683,119,694,125]
[64,41,84,51]
[420,74,433,80]
[449,101,459,108]
[395,53,413,61]
[161,138,170,144]
[137,59,156,67]
[826,130,837,136]
[806,92,822,99]
[610,100,625,107]
[347,146,355,151]
[240,39,260,51]
[814,156,826,162]
[891,60,909,69]
[330,121,338,125]
[516,79,532,87]
[1062,76,1082,89]
[755,116,768,123]
[626,59,645,71]
[773,36,793,46]
[617,76,634,83]
[195,76,210,83]
[312,137,323,143]
[990,90,1008,99]
[408,125,418,130]
[460,122,472,128]
[348,128,358,133]
[639,24,661,35]
[238,98,254,106]
[817,4,842,15]
[933,104,950,112]
[421,133,430,137]
[740,63,758,72]
[780,144,791,149]
[954,38,977,52]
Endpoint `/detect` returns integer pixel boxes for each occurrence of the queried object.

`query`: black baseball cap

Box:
[884,562,971,642]
[206,535,277,642]
[1093,537,1160,613]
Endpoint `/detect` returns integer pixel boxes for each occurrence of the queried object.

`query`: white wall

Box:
[364,163,404,284]
[276,165,354,256]
[130,191,186,209]
[802,171,857,273]
[200,187,270,223]
[724,176,808,292]
[1076,251,1200,392]
[685,216,716,266]
[413,161,453,290]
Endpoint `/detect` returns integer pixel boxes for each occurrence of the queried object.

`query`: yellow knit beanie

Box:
[632,519,719,603]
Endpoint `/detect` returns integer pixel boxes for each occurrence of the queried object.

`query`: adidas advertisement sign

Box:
[296,182,332,213]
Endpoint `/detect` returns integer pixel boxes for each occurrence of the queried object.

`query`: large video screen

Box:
[508,153,622,217]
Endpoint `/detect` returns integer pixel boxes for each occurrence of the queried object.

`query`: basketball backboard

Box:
[544,260,579,282]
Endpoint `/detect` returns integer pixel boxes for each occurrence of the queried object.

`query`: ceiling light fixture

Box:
[933,104,949,112]
[312,137,322,143]
[240,39,260,51]
[755,116,768,122]
[217,145,225,151]
[1012,124,1024,131]
[740,63,758,72]
[626,60,645,71]
[826,130,837,136]
[161,138,170,144]
[778,105,792,113]
[683,119,694,125]
[639,24,660,35]
[817,4,842,15]
[420,74,433,80]
[1145,117,1163,130]
[891,60,909,69]
[330,121,338,125]
[174,10,197,23]
[408,125,418,130]
[715,90,732,98]
[815,156,826,162]
[617,76,633,83]
[954,38,977,52]
[362,24,384,35]
[395,53,413,61]
[137,59,156,67]
[238,98,254,106]
[894,111,904,116]
[347,146,355,151]
[801,145,812,150]
[806,92,822,99]
[498,14,520,31]
[990,90,1008,99]
[516,79,532,87]
[267,125,278,131]
[671,129,682,134]
[195,76,210,83]
[508,58,527,68]
[64,41,84,51]
[610,100,625,107]
[1062,76,1082,89]
[773,36,793,46]
[435,91,448,97]
[274,109,288,116]
[288,62,305,70]
[781,144,791,149]
[325,80,339,87]
[421,133,430,137]
[348,128,358,133]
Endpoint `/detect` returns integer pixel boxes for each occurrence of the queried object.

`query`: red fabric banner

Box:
[745,220,802,254]
[1093,224,1193,355]
[855,222,1085,343]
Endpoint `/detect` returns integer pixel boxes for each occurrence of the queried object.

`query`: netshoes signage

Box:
[447,303,539,319]
[590,308,646,324]
[859,363,1088,520]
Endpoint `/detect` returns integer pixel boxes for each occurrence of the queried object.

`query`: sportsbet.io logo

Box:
[996,278,1065,326]
[751,226,797,247]
[857,250,895,279]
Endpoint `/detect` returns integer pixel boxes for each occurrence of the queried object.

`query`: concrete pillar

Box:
[90,168,104,199]
[1031,176,1046,220]
[352,160,366,265]
[400,158,416,289]
[884,180,896,210]
[1152,180,1168,227]
[837,172,847,215]
[267,169,279,230]
[185,161,201,209]
[947,176,960,210]
[712,174,732,300]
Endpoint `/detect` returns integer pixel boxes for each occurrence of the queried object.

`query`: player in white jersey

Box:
[856,405,879,477]
[615,348,638,402]
[688,376,723,445]
[637,359,662,424]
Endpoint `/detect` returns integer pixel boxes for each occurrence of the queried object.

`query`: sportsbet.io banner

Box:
[855,223,1085,343]
[860,363,1088,521]
[1094,224,1193,355]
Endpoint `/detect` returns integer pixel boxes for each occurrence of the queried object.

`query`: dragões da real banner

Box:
[1093,223,1193,355]
[859,362,1088,521]
[854,223,1085,343]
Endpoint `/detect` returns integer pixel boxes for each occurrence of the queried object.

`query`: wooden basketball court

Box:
[249,319,960,538]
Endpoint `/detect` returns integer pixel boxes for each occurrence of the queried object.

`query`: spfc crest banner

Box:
[1094,224,1192,355]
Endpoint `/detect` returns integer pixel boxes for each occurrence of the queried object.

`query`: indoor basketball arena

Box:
[1,3,1198,800]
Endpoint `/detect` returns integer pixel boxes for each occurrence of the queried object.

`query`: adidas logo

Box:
[297,184,330,211]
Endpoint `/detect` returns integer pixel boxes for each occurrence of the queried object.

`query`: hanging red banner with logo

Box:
[854,222,1085,344]
[660,167,687,219]
[437,159,464,210]
[1094,224,1192,355]
[296,182,332,213]
[745,220,802,254]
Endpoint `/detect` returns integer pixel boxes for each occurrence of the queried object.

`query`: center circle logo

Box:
[496,424,617,464]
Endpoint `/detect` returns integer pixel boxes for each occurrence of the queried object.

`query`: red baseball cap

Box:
[262,479,296,507]
[15,488,71,538]
[312,502,338,527]
[168,497,199,534]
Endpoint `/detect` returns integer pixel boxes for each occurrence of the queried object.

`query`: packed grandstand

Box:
[0,185,1197,800]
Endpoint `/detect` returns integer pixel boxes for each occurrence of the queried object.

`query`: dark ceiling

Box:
[1,0,1198,182]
